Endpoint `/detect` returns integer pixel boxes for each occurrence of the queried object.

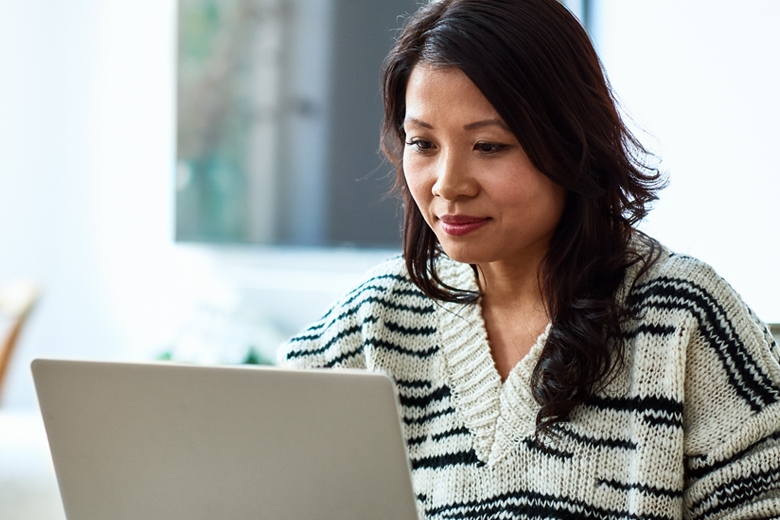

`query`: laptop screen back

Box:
[32,359,419,520]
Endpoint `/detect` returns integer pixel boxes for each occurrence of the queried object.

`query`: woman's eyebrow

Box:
[403,117,510,132]
[463,118,510,131]
[403,117,433,129]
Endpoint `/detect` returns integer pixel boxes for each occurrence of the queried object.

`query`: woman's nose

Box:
[431,152,478,200]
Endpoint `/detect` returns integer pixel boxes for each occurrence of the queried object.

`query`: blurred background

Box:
[1,0,779,518]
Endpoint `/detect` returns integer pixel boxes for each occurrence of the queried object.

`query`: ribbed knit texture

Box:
[279,245,780,520]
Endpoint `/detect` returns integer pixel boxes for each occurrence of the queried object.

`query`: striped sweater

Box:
[278,246,780,520]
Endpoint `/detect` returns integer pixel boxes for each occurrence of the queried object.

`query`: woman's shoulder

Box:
[628,238,749,309]
[347,253,477,299]
[626,236,780,382]
[300,254,435,329]
[343,255,425,303]
[277,255,438,368]
[631,237,712,280]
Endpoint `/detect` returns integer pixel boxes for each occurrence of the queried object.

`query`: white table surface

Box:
[0,410,65,520]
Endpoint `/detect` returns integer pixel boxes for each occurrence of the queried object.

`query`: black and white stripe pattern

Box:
[628,276,779,412]
[279,246,780,520]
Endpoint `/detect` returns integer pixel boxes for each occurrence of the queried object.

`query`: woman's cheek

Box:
[403,167,431,213]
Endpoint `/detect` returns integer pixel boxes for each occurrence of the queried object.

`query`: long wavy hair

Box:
[380,0,666,435]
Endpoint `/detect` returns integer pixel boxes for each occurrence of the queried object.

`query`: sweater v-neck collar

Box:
[435,258,547,466]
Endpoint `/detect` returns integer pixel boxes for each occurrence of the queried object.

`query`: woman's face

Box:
[402,63,566,270]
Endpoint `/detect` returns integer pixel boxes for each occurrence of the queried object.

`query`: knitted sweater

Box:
[278,246,780,520]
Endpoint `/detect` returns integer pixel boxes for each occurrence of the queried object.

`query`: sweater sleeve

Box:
[678,263,780,520]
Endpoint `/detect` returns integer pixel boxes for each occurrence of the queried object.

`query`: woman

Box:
[279,1,780,518]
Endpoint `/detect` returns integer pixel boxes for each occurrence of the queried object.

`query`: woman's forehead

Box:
[404,64,505,128]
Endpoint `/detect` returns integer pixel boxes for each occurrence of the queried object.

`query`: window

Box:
[176,0,418,247]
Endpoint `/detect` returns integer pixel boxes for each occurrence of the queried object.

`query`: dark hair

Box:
[380,0,665,435]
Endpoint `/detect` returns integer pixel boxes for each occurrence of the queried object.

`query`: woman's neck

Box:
[477,256,550,381]
[476,253,546,310]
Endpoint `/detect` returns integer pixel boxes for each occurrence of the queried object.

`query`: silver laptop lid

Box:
[32,359,419,520]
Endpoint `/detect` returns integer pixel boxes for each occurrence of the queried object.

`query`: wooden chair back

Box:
[0,280,39,403]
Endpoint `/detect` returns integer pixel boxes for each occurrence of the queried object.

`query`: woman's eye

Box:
[405,139,434,152]
[475,142,505,154]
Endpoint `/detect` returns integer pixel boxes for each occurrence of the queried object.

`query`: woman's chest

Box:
[369,341,684,520]
[401,393,684,520]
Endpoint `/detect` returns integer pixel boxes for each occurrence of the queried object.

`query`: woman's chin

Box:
[438,243,491,266]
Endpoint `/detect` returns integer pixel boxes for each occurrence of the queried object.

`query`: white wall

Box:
[0,0,189,408]
[593,0,780,322]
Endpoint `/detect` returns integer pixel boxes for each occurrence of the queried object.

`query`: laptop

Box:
[31,359,420,520]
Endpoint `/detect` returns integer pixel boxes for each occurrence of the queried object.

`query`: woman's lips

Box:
[438,215,490,236]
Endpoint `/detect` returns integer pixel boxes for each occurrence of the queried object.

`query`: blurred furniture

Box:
[771,324,780,343]
[0,280,39,403]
